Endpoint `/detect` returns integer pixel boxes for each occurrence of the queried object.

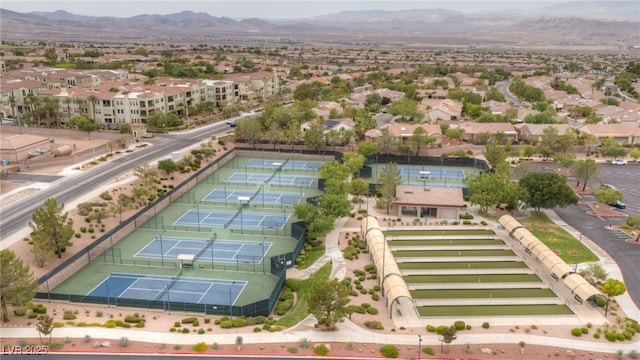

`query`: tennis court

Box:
[135,236,272,263]
[246,158,323,171]
[175,209,290,230]
[399,167,466,179]
[88,273,246,305]
[226,172,314,186]
[203,188,303,205]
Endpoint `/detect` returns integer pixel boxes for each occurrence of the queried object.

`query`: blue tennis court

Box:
[175,209,290,230]
[226,172,314,186]
[246,158,323,171]
[88,273,245,305]
[203,188,303,205]
[399,167,465,179]
[135,236,272,263]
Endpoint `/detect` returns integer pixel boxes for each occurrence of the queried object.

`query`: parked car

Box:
[611,159,627,165]
[601,184,618,190]
[609,201,626,209]
[226,120,236,127]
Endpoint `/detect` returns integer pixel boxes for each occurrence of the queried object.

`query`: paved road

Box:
[531,162,640,308]
[0,120,234,241]
[0,173,64,182]
[495,80,520,106]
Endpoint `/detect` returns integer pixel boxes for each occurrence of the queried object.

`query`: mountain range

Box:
[0,1,637,46]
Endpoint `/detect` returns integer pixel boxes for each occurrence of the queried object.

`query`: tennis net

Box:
[153,269,182,301]
[194,239,213,260]
[223,210,241,228]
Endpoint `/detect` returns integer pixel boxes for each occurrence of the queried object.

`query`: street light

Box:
[166,281,172,315]
[229,281,236,319]
[418,335,423,360]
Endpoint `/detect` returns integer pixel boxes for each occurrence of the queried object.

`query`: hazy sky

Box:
[0,1,595,19]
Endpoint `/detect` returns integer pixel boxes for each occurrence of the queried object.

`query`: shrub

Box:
[314,344,329,356]
[53,322,65,328]
[76,322,88,327]
[423,347,435,355]
[124,315,144,323]
[120,337,129,347]
[582,327,589,334]
[170,328,176,332]
[288,347,298,353]
[454,320,466,330]
[253,327,261,332]
[204,318,211,324]
[436,325,446,335]
[231,318,247,327]
[605,332,617,341]
[380,344,399,358]
[367,307,379,315]
[426,325,436,332]
[593,333,600,339]
[372,293,379,301]
[220,320,232,329]
[63,311,76,320]
[616,333,626,341]
[49,343,63,350]
[84,335,91,342]
[364,320,384,330]
[182,328,190,334]
[32,304,47,314]
[181,317,197,324]
[174,321,181,327]
[361,303,371,309]
[99,192,112,200]
[571,328,583,337]
[198,329,205,334]
[192,320,200,327]
[96,311,103,317]
[255,316,266,324]
[299,337,310,348]
[192,342,208,352]
[482,322,490,329]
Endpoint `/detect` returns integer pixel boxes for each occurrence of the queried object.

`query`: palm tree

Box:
[8,94,17,118]
[87,94,99,121]
[63,97,73,126]
[24,93,41,125]
[42,97,60,128]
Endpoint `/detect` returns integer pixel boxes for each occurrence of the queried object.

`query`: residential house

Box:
[515,124,575,143]
[420,99,463,121]
[312,101,343,120]
[456,122,518,144]
[581,124,640,146]
[365,123,442,145]
[350,88,404,108]
[596,104,640,124]
[301,118,355,134]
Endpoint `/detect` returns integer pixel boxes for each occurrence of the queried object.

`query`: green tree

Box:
[519,172,578,212]
[378,162,402,214]
[0,249,39,322]
[284,120,301,150]
[30,198,74,259]
[350,178,370,205]
[304,119,325,151]
[386,98,423,122]
[554,153,576,170]
[593,187,624,207]
[343,152,365,176]
[601,279,626,317]
[365,93,383,111]
[579,263,608,286]
[70,114,101,137]
[157,159,179,176]
[380,128,393,154]
[483,143,506,170]
[571,159,600,191]
[235,117,262,148]
[317,193,351,218]
[629,148,640,162]
[134,164,158,187]
[627,215,640,242]
[36,315,54,345]
[411,127,434,156]
[357,141,377,157]
[442,325,458,353]
[307,278,351,329]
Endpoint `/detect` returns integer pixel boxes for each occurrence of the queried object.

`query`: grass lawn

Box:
[276,263,331,327]
[384,229,495,236]
[404,274,541,283]
[393,249,515,257]
[411,288,557,299]
[520,212,598,264]
[417,304,573,316]
[397,261,528,270]
[388,239,504,246]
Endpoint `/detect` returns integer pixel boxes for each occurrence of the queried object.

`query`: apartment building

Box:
[1,68,279,127]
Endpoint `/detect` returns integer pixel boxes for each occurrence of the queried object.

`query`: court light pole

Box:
[418,335,423,360]
[229,281,236,320]
[105,276,110,309]
[239,205,243,234]
[159,230,166,267]
[262,237,266,274]
[166,282,171,315]
[195,204,201,232]
[282,209,287,237]
[211,232,217,270]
